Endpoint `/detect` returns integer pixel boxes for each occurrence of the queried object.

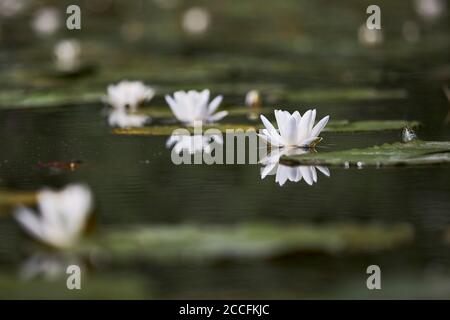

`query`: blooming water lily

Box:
[259,109,329,148]
[165,89,227,125]
[104,80,155,112]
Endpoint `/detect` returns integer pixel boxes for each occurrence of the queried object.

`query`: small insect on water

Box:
[37,160,82,172]
[402,126,418,143]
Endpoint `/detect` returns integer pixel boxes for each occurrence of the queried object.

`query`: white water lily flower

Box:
[165,89,228,125]
[14,184,93,249]
[108,109,149,128]
[54,39,81,72]
[104,80,155,111]
[259,109,329,148]
[31,7,61,36]
[0,0,28,18]
[245,90,261,108]
[260,148,330,186]
[166,134,223,154]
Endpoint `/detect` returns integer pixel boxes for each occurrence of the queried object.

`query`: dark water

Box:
[0,0,449,298]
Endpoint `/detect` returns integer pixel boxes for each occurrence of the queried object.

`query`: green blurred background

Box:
[0,0,449,299]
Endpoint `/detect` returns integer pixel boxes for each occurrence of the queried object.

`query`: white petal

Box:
[275,165,290,186]
[311,166,318,182]
[297,109,313,142]
[275,110,291,142]
[62,185,92,234]
[15,207,44,240]
[261,162,278,179]
[207,95,223,115]
[299,166,314,185]
[292,111,301,125]
[165,95,184,121]
[309,109,317,132]
[208,110,228,122]
[260,115,282,144]
[311,115,330,138]
[284,115,298,145]
[274,110,285,132]
[316,166,330,177]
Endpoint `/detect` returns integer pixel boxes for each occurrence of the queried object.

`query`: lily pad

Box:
[281,141,450,167]
[0,90,103,109]
[286,88,407,102]
[112,123,259,136]
[112,120,419,136]
[139,106,273,118]
[91,223,413,262]
[0,191,36,209]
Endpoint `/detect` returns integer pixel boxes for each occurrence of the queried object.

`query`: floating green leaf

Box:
[281,141,450,167]
[0,191,36,208]
[139,106,272,118]
[112,120,419,136]
[0,90,102,109]
[92,223,413,262]
[112,123,258,136]
[286,88,407,102]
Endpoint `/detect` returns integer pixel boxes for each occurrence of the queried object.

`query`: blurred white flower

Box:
[0,0,28,18]
[108,109,149,128]
[54,39,81,72]
[260,148,330,186]
[14,184,93,249]
[31,7,61,36]
[182,7,210,35]
[165,89,228,125]
[358,24,383,47]
[245,90,261,108]
[259,109,329,148]
[104,80,155,111]
[414,0,446,20]
[166,133,223,154]
[20,253,81,281]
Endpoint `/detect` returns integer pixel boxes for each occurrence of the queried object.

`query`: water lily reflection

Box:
[108,109,149,128]
[260,148,330,186]
[104,80,155,112]
[166,133,223,155]
[20,252,82,281]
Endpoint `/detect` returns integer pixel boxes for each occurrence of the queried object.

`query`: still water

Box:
[0,0,449,298]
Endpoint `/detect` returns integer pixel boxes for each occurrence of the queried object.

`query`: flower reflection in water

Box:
[260,148,330,186]
[166,133,223,155]
[20,252,83,281]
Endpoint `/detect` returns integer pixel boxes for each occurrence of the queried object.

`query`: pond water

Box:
[0,0,449,298]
